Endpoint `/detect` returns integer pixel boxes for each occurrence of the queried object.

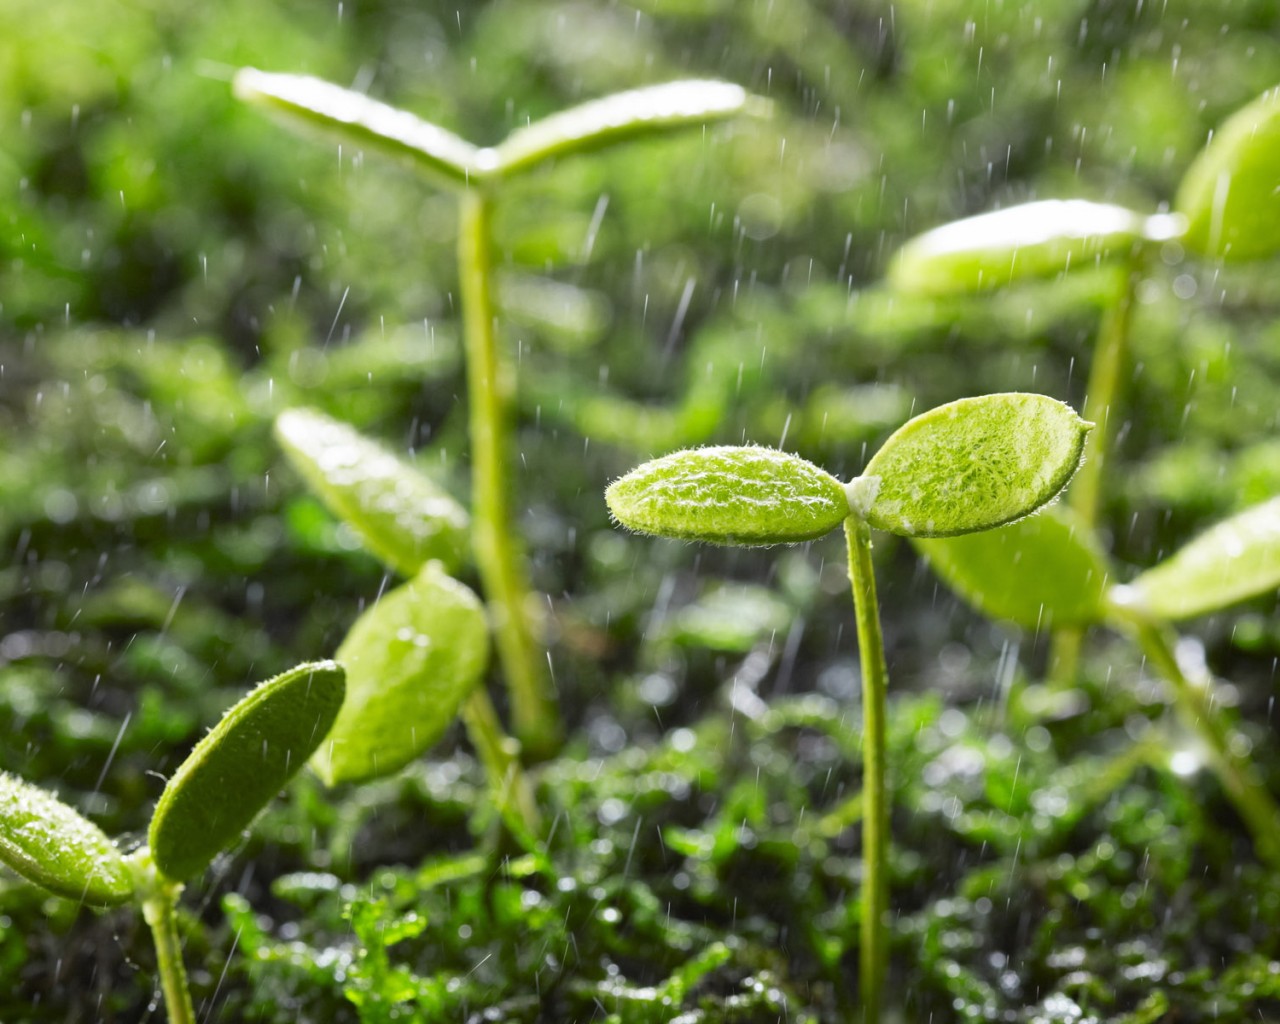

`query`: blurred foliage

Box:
[2,0,1280,1020]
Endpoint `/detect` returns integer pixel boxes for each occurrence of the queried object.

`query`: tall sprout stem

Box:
[1133,619,1280,869]
[140,879,196,1024]
[1052,264,1138,684]
[460,687,543,842]
[845,516,888,1024]
[458,188,562,760]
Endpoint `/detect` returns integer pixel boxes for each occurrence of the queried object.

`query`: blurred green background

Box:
[4,0,1280,1020]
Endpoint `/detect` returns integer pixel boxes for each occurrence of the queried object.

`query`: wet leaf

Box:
[275,408,469,577]
[0,773,133,906]
[495,80,770,180]
[149,661,346,881]
[1127,496,1280,621]
[1176,84,1280,261]
[313,563,489,786]
[605,446,850,546]
[915,507,1112,628]
[860,394,1091,538]
[887,200,1150,296]
[233,69,483,190]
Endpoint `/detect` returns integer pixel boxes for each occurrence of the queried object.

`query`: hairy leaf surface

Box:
[0,773,133,906]
[150,661,345,881]
[860,394,1091,538]
[606,446,849,546]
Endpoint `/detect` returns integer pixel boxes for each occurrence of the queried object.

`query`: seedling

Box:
[605,392,1091,1023]
[0,661,345,1023]
[885,79,1280,678]
[235,69,769,759]
[917,497,1280,866]
[275,407,539,839]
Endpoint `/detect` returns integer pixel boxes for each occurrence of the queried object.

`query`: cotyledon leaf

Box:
[858,393,1092,538]
[276,408,469,577]
[1125,496,1280,621]
[605,445,850,546]
[494,80,771,181]
[233,69,485,190]
[1175,83,1280,261]
[914,506,1112,629]
[313,562,489,786]
[0,773,133,906]
[886,200,1160,297]
[149,661,345,882]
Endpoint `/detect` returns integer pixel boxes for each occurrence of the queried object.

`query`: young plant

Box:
[917,497,1280,866]
[275,407,539,840]
[885,79,1280,678]
[235,69,769,759]
[605,392,1091,1023]
[0,661,345,1024]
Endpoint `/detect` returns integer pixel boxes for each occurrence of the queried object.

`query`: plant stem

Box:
[460,687,543,843]
[457,188,562,760]
[1132,619,1280,869]
[1051,265,1137,684]
[140,880,196,1024]
[844,516,888,1024]
[1070,265,1135,530]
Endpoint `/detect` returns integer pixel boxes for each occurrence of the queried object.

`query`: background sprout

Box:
[275,407,539,837]
[236,70,769,760]
[917,497,1280,867]
[886,199,1152,298]
[0,662,344,1024]
[607,392,1090,1024]
[883,80,1280,685]
[274,408,469,578]
[1175,85,1280,262]
[312,562,488,787]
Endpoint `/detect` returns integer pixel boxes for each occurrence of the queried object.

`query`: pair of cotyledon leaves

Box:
[888,82,1280,297]
[918,496,1280,632]
[0,661,344,905]
[233,69,771,192]
[605,392,1092,545]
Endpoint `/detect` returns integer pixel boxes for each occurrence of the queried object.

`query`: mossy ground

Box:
[4,1,1280,1021]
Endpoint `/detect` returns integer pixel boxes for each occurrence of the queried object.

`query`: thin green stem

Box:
[457,188,562,760]
[140,880,196,1024]
[1051,265,1137,685]
[1132,619,1280,869]
[1069,265,1135,529]
[460,687,543,843]
[844,516,888,1024]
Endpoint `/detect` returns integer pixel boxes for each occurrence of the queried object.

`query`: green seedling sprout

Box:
[0,661,345,1024]
[885,80,1280,683]
[917,496,1280,867]
[275,408,539,839]
[605,392,1091,1023]
[235,69,770,760]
